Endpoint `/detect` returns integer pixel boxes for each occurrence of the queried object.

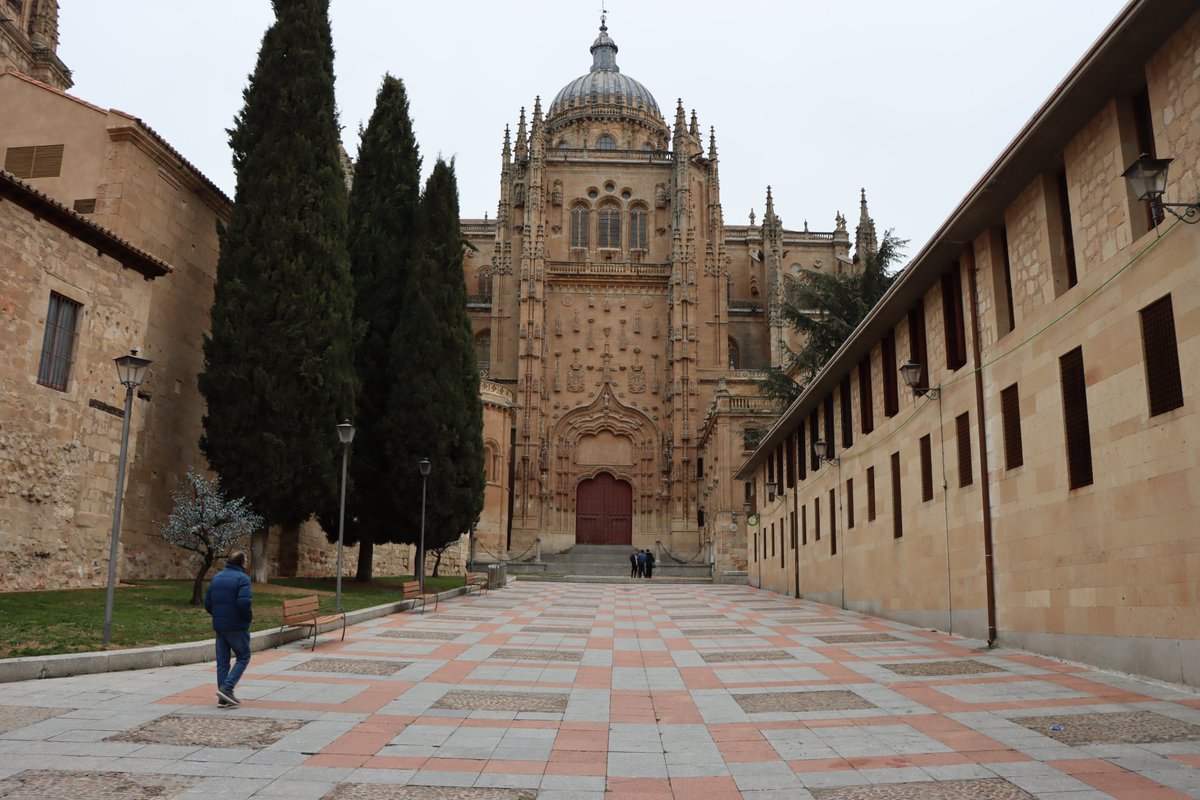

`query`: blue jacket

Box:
[204,563,253,631]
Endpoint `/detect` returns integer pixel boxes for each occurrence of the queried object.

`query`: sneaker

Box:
[216,697,233,709]
[215,687,240,706]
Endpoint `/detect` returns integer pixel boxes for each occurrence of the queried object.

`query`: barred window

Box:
[956,412,973,487]
[595,135,616,150]
[920,434,933,502]
[891,452,903,538]
[1060,346,1093,489]
[829,488,837,556]
[801,504,807,546]
[840,375,853,449]
[570,206,589,249]
[1001,383,1023,470]
[1140,295,1183,416]
[797,423,807,481]
[859,356,874,434]
[942,266,967,370]
[882,333,899,417]
[908,304,929,389]
[37,292,82,391]
[846,478,855,529]
[867,466,877,521]
[814,496,821,541]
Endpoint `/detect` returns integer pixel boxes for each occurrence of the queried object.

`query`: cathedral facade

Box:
[463,19,872,561]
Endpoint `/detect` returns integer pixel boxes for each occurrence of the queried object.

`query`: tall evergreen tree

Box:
[387,159,484,586]
[322,75,422,581]
[199,0,355,582]
[760,230,907,406]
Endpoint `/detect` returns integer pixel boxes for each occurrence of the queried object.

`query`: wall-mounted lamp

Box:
[814,438,839,467]
[899,360,940,398]
[1123,153,1199,224]
[765,479,784,501]
[742,501,752,515]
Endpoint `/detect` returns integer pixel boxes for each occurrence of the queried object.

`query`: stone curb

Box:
[0,583,479,684]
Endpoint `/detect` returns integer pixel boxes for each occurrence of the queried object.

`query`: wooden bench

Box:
[464,572,489,596]
[402,580,439,613]
[280,595,345,650]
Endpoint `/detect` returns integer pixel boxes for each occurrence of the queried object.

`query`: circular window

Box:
[587,188,599,200]
[604,182,615,193]
[621,189,632,200]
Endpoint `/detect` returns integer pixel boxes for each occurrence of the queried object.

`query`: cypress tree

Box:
[199,0,355,582]
[325,75,422,581]
[387,159,484,585]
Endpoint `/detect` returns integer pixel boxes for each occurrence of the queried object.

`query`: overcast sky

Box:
[60,1,1128,256]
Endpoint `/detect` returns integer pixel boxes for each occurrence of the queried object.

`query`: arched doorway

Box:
[576,472,632,545]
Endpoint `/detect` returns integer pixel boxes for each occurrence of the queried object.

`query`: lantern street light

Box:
[1122,153,1199,224]
[102,349,152,646]
[899,360,939,398]
[334,420,355,612]
[814,438,839,468]
[417,458,432,594]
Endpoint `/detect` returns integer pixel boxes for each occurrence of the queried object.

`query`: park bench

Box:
[402,580,439,613]
[280,595,345,650]
[465,572,489,595]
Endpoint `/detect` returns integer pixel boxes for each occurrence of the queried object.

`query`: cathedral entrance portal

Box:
[576,473,632,545]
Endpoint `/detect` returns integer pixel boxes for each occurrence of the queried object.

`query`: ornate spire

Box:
[689,110,699,137]
[855,187,878,262]
[673,99,687,142]
[515,107,528,160]
[531,96,543,129]
[708,127,717,159]
[502,125,511,162]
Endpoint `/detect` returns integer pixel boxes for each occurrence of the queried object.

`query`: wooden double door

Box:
[575,473,632,545]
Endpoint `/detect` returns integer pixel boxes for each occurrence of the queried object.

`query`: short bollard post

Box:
[533,537,542,563]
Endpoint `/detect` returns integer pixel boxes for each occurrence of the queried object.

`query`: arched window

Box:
[597,204,621,249]
[570,206,589,249]
[477,269,493,296]
[595,134,616,150]
[629,207,648,250]
[728,336,741,369]
[475,330,491,375]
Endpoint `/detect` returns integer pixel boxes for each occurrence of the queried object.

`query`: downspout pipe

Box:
[965,255,998,647]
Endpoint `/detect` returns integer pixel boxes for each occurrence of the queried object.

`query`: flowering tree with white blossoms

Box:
[158,470,264,605]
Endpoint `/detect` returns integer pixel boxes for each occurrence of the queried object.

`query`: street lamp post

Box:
[335,421,356,612]
[417,459,432,593]
[103,350,152,646]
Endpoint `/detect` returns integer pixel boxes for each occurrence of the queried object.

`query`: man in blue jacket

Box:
[203,550,253,707]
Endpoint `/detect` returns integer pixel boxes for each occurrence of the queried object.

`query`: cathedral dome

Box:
[546,18,667,137]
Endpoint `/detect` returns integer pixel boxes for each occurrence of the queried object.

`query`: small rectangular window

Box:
[823,395,836,459]
[991,226,1016,337]
[942,266,967,370]
[846,478,855,529]
[780,521,785,567]
[891,452,903,539]
[73,198,97,214]
[696,457,704,479]
[829,488,837,556]
[814,496,821,541]
[797,425,807,481]
[4,143,64,179]
[790,511,796,550]
[859,356,874,434]
[882,333,899,417]
[920,434,933,502]
[775,448,784,494]
[784,433,795,488]
[801,504,807,546]
[1140,295,1183,416]
[37,292,82,391]
[1056,169,1078,289]
[1001,383,1024,470]
[770,522,775,557]
[908,304,929,389]
[809,411,820,471]
[840,375,853,449]
[867,466,877,521]
[754,528,758,561]
[956,412,973,487]
[1060,346,1093,489]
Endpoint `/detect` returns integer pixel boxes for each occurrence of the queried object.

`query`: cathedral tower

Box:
[0,0,71,90]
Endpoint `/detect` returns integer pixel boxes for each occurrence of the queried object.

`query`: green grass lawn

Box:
[0,574,467,659]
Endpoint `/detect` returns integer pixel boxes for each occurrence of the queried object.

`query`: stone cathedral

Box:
[464,17,876,560]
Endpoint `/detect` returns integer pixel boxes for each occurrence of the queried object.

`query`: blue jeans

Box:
[214,629,251,691]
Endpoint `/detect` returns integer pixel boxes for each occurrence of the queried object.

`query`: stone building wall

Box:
[0,173,162,591]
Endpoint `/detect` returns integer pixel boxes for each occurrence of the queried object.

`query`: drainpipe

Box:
[966,256,998,647]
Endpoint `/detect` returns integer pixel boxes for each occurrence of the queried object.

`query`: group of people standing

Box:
[629,548,656,578]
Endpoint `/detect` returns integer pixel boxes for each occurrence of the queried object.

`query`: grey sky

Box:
[61,1,1128,254]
